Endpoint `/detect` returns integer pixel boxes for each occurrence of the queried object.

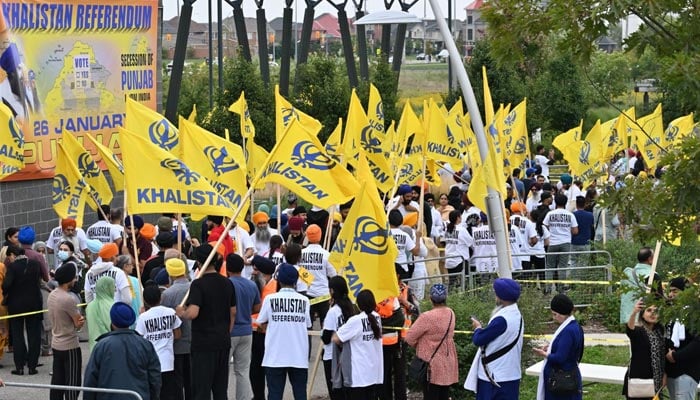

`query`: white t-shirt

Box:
[543,208,578,246]
[230,226,255,278]
[47,226,89,268]
[86,220,122,244]
[386,197,420,217]
[271,251,285,267]
[84,264,132,304]
[391,228,416,270]
[443,225,473,269]
[534,154,550,178]
[510,215,533,256]
[471,225,497,272]
[336,311,384,388]
[526,223,551,258]
[322,305,346,361]
[461,206,482,229]
[257,288,312,368]
[299,244,337,298]
[509,226,526,270]
[253,228,278,256]
[136,305,182,372]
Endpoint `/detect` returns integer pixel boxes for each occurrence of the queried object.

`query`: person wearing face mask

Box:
[56,242,87,299]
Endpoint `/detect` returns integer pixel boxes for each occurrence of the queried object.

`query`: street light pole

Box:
[427,0,512,278]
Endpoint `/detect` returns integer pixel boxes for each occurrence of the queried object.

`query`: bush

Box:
[412,286,550,399]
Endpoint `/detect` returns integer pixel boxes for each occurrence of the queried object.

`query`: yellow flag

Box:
[61,132,113,210]
[179,118,248,212]
[244,139,269,189]
[501,99,529,171]
[425,100,463,169]
[228,91,256,139]
[0,103,25,179]
[188,104,197,122]
[367,83,385,138]
[275,85,322,140]
[83,134,124,192]
[631,104,664,170]
[603,107,635,160]
[120,128,234,216]
[342,89,364,164]
[561,120,604,183]
[398,153,442,187]
[483,65,495,125]
[395,101,421,157]
[468,107,507,211]
[462,113,481,169]
[325,118,343,161]
[553,121,583,154]
[329,151,399,301]
[53,142,89,226]
[125,98,181,157]
[256,119,360,209]
[662,113,695,148]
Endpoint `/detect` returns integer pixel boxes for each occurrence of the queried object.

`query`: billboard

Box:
[0,0,158,181]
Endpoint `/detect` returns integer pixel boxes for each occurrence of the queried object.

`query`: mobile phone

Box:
[470,315,478,321]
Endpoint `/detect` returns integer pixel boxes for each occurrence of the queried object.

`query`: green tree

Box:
[584,50,632,105]
[481,0,700,118]
[370,56,400,127]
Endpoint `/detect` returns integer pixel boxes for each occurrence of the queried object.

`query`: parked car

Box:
[416,53,426,60]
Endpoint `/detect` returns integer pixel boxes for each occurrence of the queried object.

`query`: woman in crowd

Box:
[85,276,116,350]
[436,193,455,222]
[115,255,143,319]
[443,210,473,288]
[267,235,285,267]
[405,284,458,400]
[2,228,19,248]
[2,246,42,375]
[332,289,383,399]
[623,298,665,399]
[322,276,357,400]
[534,294,584,400]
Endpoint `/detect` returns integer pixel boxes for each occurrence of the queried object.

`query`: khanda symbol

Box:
[608,128,618,147]
[52,174,70,203]
[401,163,414,178]
[281,107,300,127]
[77,152,101,178]
[514,137,527,154]
[665,126,679,143]
[148,119,178,151]
[579,142,591,165]
[361,126,383,154]
[291,141,336,170]
[375,102,384,125]
[8,115,24,148]
[203,146,239,176]
[353,216,390,255]
[505,110,517,126]
[160,158,201,184]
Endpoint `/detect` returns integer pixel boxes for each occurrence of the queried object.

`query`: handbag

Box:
[408,311,453,384]
[547,368,579,394]
[627,378,655,398]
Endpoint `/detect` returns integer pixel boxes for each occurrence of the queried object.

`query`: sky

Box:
[163,0,470,23]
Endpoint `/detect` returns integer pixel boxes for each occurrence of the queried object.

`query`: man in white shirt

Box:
[228,221,255,278]
[543,194,579,292]
[388,210,419,281]
[251,212,278,256]
[84,243,132,304]
[299,225,336,326]
[46,218,90,269]
[257,264,311,400]
[386,184,420,217]
[558,173,583,211]
[86,205,123,248]
[534,145,555,181]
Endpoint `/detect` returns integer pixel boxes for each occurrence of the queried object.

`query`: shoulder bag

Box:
[547,325,584,395]
[408,310,453,384]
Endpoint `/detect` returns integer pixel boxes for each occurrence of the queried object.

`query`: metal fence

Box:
[1,382,144,399]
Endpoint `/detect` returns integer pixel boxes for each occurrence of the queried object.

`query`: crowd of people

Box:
[0,143,697,400]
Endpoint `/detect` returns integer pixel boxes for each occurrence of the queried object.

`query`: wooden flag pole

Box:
[418,155,427,233]
[123,182,144,308]
[307,341,324,399]
[276,184,282,231]
[176,213,183,257]
[323,206,335,251]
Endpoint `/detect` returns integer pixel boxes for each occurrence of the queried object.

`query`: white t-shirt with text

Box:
[543,208,578,246]
[136,305,182,372]
[336,311,384,388]
[257,288,312,368]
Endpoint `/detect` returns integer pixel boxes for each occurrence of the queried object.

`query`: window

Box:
[467,15,473,25]
[467,29,473,41]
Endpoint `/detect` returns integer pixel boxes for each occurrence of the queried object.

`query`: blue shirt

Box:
[571,209,594,245]
[229,276,261,337]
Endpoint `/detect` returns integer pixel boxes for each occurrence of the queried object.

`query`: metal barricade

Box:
[2,382,144,399]
[397,254,467,292]
[467,250,613,306]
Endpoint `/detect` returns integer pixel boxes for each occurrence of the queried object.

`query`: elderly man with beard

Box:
[47,218,90,269]
[252,212,278,256]
[465,278,524,399]
[387,184,420,217]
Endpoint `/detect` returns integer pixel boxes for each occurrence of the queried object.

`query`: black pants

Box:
[190,350,230,400]
[173,353,191,400]
[380,342,406,400]
[50,347,82,400]
[530,256,546,280]
[348,384,378,400]
[250,331,266,400]
[310,299,330,326]
[423,383,450,400]
[323,359,348,400]
[10,315,42,370]
[161,370,179,400]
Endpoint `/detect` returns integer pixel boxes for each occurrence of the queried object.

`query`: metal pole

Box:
[256,8,270,84]
[2,382,144,400]
[427,0,512,278]
[447,0,452,90]
[280,5,293,95]
[217,0,224,90]
[165,0,197,123]
[208,0,214,108]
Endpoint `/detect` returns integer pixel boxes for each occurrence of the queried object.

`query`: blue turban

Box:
[493,278,521,302]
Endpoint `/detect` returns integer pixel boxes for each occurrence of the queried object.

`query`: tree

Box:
[370,56,400,128]
[481,0,700,119]
[584,50,632,105]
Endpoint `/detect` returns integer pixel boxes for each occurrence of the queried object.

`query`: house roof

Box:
[465,0,484,10]
[163,16,208,34]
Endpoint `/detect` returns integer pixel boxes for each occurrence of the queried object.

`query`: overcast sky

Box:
[163,0,470,23]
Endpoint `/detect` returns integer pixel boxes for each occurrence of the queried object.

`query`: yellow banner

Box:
[61,131,113,209]
[0,102,25,179]
[83,133,124,191]
[275,85,321,140]
[53,142,89,226]
[0,0,158,180]
[229,91,256,139]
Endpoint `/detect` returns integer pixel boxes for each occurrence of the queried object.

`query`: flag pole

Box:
[418,155,427,233]
[428,0,512,278]
[323,205,335,251]
[123,180,144,308]
[276,184,282,231]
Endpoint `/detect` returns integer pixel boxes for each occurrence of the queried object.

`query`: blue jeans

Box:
[265,367,308,400]
[667,374,698,400]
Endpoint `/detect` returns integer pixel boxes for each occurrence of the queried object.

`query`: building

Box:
[464,0,487,57]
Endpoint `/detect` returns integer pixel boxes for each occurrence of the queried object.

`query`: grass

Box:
[398,62,449,99]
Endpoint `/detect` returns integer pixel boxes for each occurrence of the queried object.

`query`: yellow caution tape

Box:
[0,302,89,321]
[309,294,331,305]
[516,279,613,285]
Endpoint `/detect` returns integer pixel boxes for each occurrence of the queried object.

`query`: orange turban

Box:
[510,201,526,214]
[252,212,269,225]
[403,212,419,228]
[98,243,119,259]
[306,224,322,243]
[140,223,156,240]
[61,218,77,230]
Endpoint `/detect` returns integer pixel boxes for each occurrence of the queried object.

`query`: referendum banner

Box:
[0,0,158,181]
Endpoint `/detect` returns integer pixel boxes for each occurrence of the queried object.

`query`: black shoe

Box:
[36,363,44,367]
[28,368,38,375]
[11,368,24,375]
